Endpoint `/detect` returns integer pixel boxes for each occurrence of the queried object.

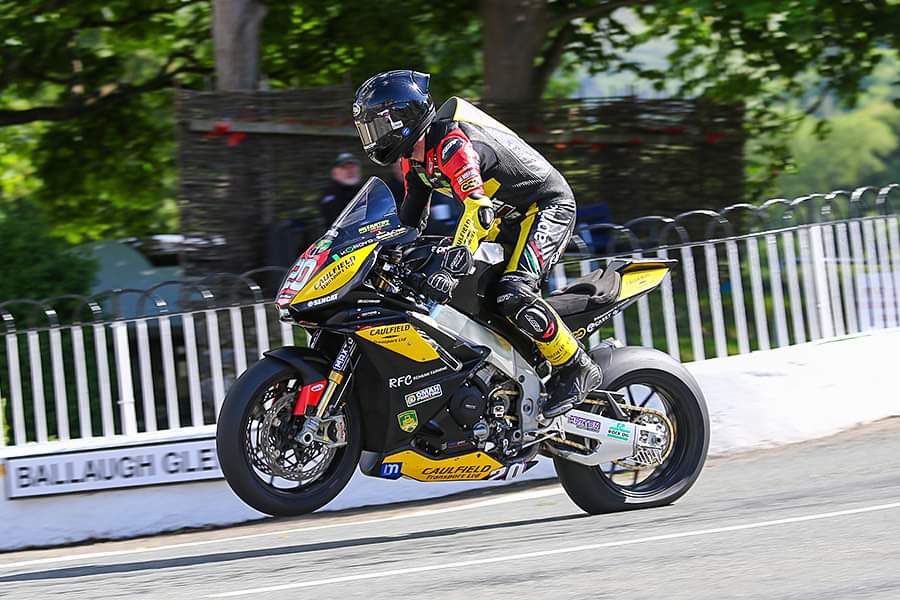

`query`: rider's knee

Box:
[496,273,557,342]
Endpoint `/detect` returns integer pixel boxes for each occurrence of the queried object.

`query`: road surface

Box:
[2,418,900,599]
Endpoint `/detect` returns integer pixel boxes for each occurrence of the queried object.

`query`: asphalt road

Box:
[2,418,900,600]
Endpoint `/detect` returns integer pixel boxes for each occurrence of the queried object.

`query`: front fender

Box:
[263,346,331,382]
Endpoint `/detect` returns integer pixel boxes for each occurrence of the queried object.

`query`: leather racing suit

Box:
[398,97,582,373]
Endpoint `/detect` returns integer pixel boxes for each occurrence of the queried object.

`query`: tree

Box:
[0,1,213,240]
[0,199,96,301]
[3,0,899,243]
[474,0,900,108]
[0,1,211,128]
[213,0,267,91]
[769,102,900,199]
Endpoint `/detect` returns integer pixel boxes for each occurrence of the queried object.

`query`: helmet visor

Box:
[355,111,405,150]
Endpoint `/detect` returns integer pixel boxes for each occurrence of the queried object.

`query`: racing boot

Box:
[541,347,602,419]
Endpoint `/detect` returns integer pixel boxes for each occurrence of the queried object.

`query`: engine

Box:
[443,365,525,459]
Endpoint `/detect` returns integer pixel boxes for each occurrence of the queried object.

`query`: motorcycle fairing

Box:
[380,449,503,482]
[277,178,417,313]
[355,323,440,363]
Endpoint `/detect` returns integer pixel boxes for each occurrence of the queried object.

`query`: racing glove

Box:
[419,243,474,304]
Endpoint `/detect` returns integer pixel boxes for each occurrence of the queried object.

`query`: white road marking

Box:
[206,500,900,597]
[0,487,564,571]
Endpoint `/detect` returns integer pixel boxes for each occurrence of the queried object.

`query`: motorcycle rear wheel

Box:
[216,356,361,516]
[553,347,709,514]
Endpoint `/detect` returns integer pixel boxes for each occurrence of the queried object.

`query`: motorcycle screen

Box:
[276,178,411,308]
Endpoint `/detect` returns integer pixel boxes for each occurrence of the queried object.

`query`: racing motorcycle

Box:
[216,177,709,516]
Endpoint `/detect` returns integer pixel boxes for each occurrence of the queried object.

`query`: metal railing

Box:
[1,184,898,448]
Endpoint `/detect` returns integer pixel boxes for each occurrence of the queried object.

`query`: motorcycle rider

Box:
[352,69,601,418]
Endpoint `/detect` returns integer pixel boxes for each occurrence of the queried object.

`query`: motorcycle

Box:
[216,177,709,516]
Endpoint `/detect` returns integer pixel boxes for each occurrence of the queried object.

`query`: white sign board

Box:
[4,437,221,499]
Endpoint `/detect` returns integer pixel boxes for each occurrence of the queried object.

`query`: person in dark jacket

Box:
[319,152,363,225]
[352,69,601,419]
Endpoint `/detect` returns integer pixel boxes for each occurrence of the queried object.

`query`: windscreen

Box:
[331,177,399,232]
[276,177,410,308]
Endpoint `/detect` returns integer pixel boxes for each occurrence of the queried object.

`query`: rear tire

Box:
[216,356,361,516]
[553,346,709,514]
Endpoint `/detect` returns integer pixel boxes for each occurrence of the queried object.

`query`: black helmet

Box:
[353,70,435,166]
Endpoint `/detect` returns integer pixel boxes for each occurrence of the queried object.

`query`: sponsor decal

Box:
[457,170,478,185]
[357,219,390,234]
[422,464,493,478]
[382,450,503,482]
[357,323,441,362]
[440,137,465,164]
[567,413,603,433]
[379,462,403,479]
[332,339,356,372]
[313,255,357,291]
[397,410,419,433]
[460,177,481,193]
[404,384,443,407]
[291,244,377,305]
[339,239,376,255]
[313,238,333,253]
[375,227,407,241]
[306,293,338,308]
[368,324,409,336]
[608,422,632,442]
[573,327,587,340]
[388,366,448,388]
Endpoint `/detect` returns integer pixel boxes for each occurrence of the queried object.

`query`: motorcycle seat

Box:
[546,268,621,317]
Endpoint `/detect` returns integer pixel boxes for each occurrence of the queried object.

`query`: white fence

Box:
[1,184,898,448]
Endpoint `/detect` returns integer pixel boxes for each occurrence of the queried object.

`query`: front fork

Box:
[295,336,357,447]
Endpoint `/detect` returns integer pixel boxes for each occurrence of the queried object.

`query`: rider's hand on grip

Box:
[415,242,473,304]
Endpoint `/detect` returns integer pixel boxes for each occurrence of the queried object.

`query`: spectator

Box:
[319,152,363,225]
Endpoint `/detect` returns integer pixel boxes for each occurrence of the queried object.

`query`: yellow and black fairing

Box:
[312,300,514,482]
[276,177,418,317]
[545,258,676,341]
[272,178,528,484]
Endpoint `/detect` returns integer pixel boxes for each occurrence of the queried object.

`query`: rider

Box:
[352,69,601,418]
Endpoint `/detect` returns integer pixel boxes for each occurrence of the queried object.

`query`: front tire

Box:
[216,355,362,516]
[553,346,709,514]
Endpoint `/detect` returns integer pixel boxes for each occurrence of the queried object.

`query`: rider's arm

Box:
[398,158,432,230]
[436,129,494,254]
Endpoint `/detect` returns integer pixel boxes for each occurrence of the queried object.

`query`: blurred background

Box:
[1,0,899,302]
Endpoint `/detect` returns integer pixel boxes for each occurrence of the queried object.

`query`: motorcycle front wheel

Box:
[216,356,361,516]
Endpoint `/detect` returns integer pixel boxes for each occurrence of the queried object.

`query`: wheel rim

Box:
[242,377,345,494]
[586,376,696,499]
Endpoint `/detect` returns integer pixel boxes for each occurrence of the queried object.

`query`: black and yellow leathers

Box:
[397,98,600,416]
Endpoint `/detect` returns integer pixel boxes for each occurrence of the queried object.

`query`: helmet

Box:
[352,70,435,166]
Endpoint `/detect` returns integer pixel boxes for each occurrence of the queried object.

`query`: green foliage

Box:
[627,1,900,194]
[0,124,42,200]
[770,102,900,199]
[2,0,899,240]
[0,0,211,241]
[0,199,97,301]
[260,1,481,100]
[33,91,179,242]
